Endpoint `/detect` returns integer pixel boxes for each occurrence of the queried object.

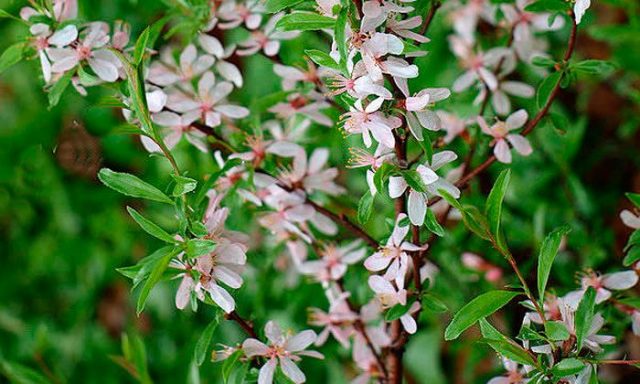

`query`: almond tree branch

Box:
[226,310,258,338]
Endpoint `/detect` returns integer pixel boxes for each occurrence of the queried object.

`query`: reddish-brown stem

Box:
[420,1,441,35]
[306,199,379,248]
[226,310,258,338]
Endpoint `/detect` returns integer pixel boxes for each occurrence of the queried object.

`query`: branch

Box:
[226,310,258,338]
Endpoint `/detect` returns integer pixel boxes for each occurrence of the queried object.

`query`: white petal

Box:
[506,109,528,130]
[207,283,235,313]
[280,357,305,384]
[494,139,512,163]
[286,330,317,352]
[602,271,638,290]
[258,358,277,384]
[243,339,270,357]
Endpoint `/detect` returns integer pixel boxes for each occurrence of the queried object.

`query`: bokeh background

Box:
[1,0,640,383]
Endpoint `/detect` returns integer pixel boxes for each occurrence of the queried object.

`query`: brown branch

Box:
[419,1,441,35]
[306,199,379,248]
[226,310,258,338]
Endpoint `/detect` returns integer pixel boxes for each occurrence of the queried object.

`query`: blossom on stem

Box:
[342,98,401,148]
[477,109,532,164]
[148,44,214,86]
[475,79,535,116]
[278,148,345,196]
[449,36,511,93]
[364,214,424,284]
[216,0,265,30]
[242,321,323,384]
[299,241,366,282]
[565,270,639,306]
[236,13,299,57]
[359,33,418,82]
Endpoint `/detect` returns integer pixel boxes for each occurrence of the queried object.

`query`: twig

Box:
[226,310,258,338]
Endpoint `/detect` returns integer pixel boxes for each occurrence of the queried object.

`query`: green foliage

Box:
[275,13,336,31]
[537,225,571,301]
[98,168,174,204]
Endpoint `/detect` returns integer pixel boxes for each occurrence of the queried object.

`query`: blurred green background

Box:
[1,0,640,383]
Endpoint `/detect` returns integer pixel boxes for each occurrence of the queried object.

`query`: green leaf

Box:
[98,168,173,204]
[524,0,569,12]
[385,303,410,321]
[422,293,448,313]
[334,6,348,74]
[623,243,640,266]
[572,60,616,76]
[545,321,570,341]
[485,169,511,251]
[402,170,428,193]
[48,69,74,108]
[424,208,445,236]
[222,350,243,382]
[0,9,23,21]
[357,192,375,224]
[536,71,561,109]
[627,193,640,208]
[275,12,336,31]
[440,190,491,240]
[171,175,198,196]
[194,316,220,366]
[574,287,596,351]
[531,55,556,68]
[551,358,586,377]
[444,290,520,340]
[373,163,397,196]
[304,49,341,71]
[483,339,536,366]
[537,225,570,301]
[0,42,25,74]
[0,359,51,384]
[136,247,179,315]
[133,26,150,65]
[127,206,177,243]
[186,239,217,258]
[264,0,305,12]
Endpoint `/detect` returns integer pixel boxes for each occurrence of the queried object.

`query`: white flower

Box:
[148,44,214,86]
[565,270,639,306]
[299,241,366,282]
[236,13,299,57]
[574,0,591,24]
[278,148,346,196]
[621,209,640,229]
[364,214,424,285]
[242,321,324,384]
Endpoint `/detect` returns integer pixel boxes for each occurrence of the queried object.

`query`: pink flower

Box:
[368,276,420,333]
[342,98,401,148]
[173,243,247,313]
[49,23,121,82]
[21,0,77,23]
[166,71,249,128]
[216,0,265,30]
[477,109,532,164]
[400,86,451,140]
[29,23,78,82]
[299,241,366,282]
[308,293,358,347]
[437,110,468,144]
[360,33,418,82]
[259,188,316,243]
[242,321,323,384]
[387,16,430,43]
[449,36,511,93]
[347,145,394,170]
[197,34,243,87]
[475,79,534,116]
[447,0,496,44]
[148,44,214,86]
[278,148,345,196]
[269,92,333,126]
[236,13,299,57]
[360,0,414,32]
[364,214,423,284]
[111,21,131,51]
[461,252,503,282]
[141,111,208,152]
[273,63,329,91]
[487,358,529,384]
[565,270,639,306]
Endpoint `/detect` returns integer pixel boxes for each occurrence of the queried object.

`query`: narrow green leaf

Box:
[627,193,640,208]
[194,315,220,366]
[572,60,616,76]
[531,55,556,68]
[357,192,375,224]
[537,71,561,109]
[537,225,571,301]
[574,287,596,351]
[127,206,177,243]
[424,208,445,236]
[483,339,536,366]
[524,0,570,12]
[440,190,491,240]
[445,290,520,340]
[373,163,397,196]
[0,42,25,74]
[48,69,74,108]
[552,358,586,377]
[171,175,198,196]
[304,49,341,71]
[545,320,570,341]
[186,239,217,258]
[264,0,305,12]
[275,12,336,31]
[334,6,348,74]
[98,168,173,204]
[222,350,243,382]
[385,303,410,321]
[133,26,150,65]
[402,170,428,193]
[0,359,51,384]
[422,293,448,313]
[136,247,179,314]
[485,169,511,251]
